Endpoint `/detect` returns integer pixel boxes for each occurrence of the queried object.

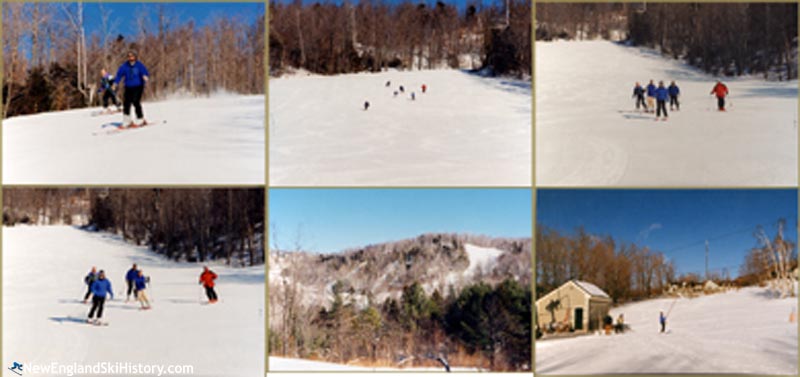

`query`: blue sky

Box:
[537,189,798,278]
[69,3,263,37]
[269,188,532,254]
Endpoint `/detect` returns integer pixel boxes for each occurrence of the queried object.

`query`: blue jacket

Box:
[126,268,138,281]
[668,85,680,96]
[115,61,149,88]
[91,278,114,299]
[660,313,666,324]
[134,275,147,291]
[646,84,657,97]
[655,87,669,101]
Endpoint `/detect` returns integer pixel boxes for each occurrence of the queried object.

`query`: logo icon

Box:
[8,361,23,376]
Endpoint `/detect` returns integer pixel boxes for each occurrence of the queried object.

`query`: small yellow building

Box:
[536,280,612,332]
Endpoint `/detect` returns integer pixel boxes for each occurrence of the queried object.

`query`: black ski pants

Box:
[102,89,119,108]
[669,95,679,110]
[83,285,93,301]
[660,321,665,333]
[126,279,137,299]
[123,85,145,119]
[656,100,668,117]
[635,95,647,110]
[88,296,106,319]
[717,96,725,110]
[205,286,218,301]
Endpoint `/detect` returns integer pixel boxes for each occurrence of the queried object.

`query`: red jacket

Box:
[711,83,728,98]
[199,270,217,288]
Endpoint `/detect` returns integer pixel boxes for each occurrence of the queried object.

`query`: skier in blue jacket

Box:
[659,310,667,333]
[134,270,151,310]
[668,81,680,111]
[125,264,139,302]
[97,69,120,113]
[115,51,150,128]
[646,80,657,112]
[88,270,113,323]
[655,81,669,120]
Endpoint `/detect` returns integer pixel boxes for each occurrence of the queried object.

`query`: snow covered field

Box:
[2,226,264,377]
[536,41,798,186]
[536,287,798,374]
[269,70,531,186]
[3,95,265,184]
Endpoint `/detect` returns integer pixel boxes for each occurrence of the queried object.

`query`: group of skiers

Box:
[96,50,151,128]
[632,79,730,120]
[363,81,428,110]
[80,264,219,325]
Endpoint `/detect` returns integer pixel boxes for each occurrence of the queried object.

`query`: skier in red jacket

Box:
[710,81,729,111]
[199,266,218,303]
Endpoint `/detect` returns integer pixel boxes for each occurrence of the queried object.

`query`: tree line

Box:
[536,3,797,80]
[269,0,531,77]
[3,3,265,118]
[738,219,797,297]
[3,188,265,267]
[269,278,530,371]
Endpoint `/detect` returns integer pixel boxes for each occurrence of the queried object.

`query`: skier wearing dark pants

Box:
[659,311,667,333]
[88,270,113,323]
[668,81,680,111]
[655,81,669,120]
[98,69,120,111]
[632,82,647,111]
[125,264,138,302]
[710,81,729,111]
[115,50,150,127]
[199,266,219,304]
[83,266,98,303]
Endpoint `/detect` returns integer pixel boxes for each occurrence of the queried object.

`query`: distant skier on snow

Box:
[710,80,729,111]
[659,310,667,333]
[421,84,427,93]
[199,266,219,304]
[364,101,370,111]
[646,80,657,113]
[393,91,399,97]
[632,82,647,111]
[411,92,416,101]
[385,80,391,87]
[125,263,139,302]
[87,270,113,324]
[668,81,680,111]
[83,266,98,304]
[97,69,120,113]
[134,270,151,310]
[399,85,405,93]
[655,81,669,121]
[115,50,150,128]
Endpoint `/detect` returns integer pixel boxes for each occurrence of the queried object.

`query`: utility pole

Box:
[705,240,709,281]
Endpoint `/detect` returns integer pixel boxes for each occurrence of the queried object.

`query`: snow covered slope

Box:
[3,95,265,184]
[536,41,798,186]
[2,226,264,377]
[463,243,503,277]
[536,287,798,374]
[269,70,531,186]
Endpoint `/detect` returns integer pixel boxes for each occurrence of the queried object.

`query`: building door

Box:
[574,308,584,330]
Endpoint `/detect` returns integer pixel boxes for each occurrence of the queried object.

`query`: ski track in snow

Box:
[3,95,265,185]
[536,40,798,186]
[269,69,531,186]
[2,226,264,377]
[536,287,798,374]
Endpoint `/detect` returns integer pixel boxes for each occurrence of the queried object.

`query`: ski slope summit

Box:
[3,95,265,185]
[269,69,531,186]
[536,40,798,186]
[536,286,798,374]
[2,226,264,377]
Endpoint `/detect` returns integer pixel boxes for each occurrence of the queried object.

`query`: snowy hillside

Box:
[536,287,798,374]
[536,41,798,186]
[269,70,531,186]
[2,226,264,377]
[3,95,265,184]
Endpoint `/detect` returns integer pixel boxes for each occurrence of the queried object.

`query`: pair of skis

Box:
[93,119,166,136]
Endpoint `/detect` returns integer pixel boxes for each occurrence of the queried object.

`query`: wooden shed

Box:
[536,280,612,332]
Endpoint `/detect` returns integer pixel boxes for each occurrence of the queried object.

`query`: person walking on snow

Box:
[199,266,218,303]
[632,82,647,111]
[125,263,138,302]
[646,80,657,113]
[364,100,370,111]
[83,266,98,304]
[98,69,120,113]
[115,50,150,128]
[399,85,405,93]
[385,80,391,87]
[710,80,729,111]
[411,92,416,101]
[668,81,680,111]
[659,310,667,333]
[421,84,427,93]
[655,81,669,121]
[87,270,113,324]
[134,270,151,310]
